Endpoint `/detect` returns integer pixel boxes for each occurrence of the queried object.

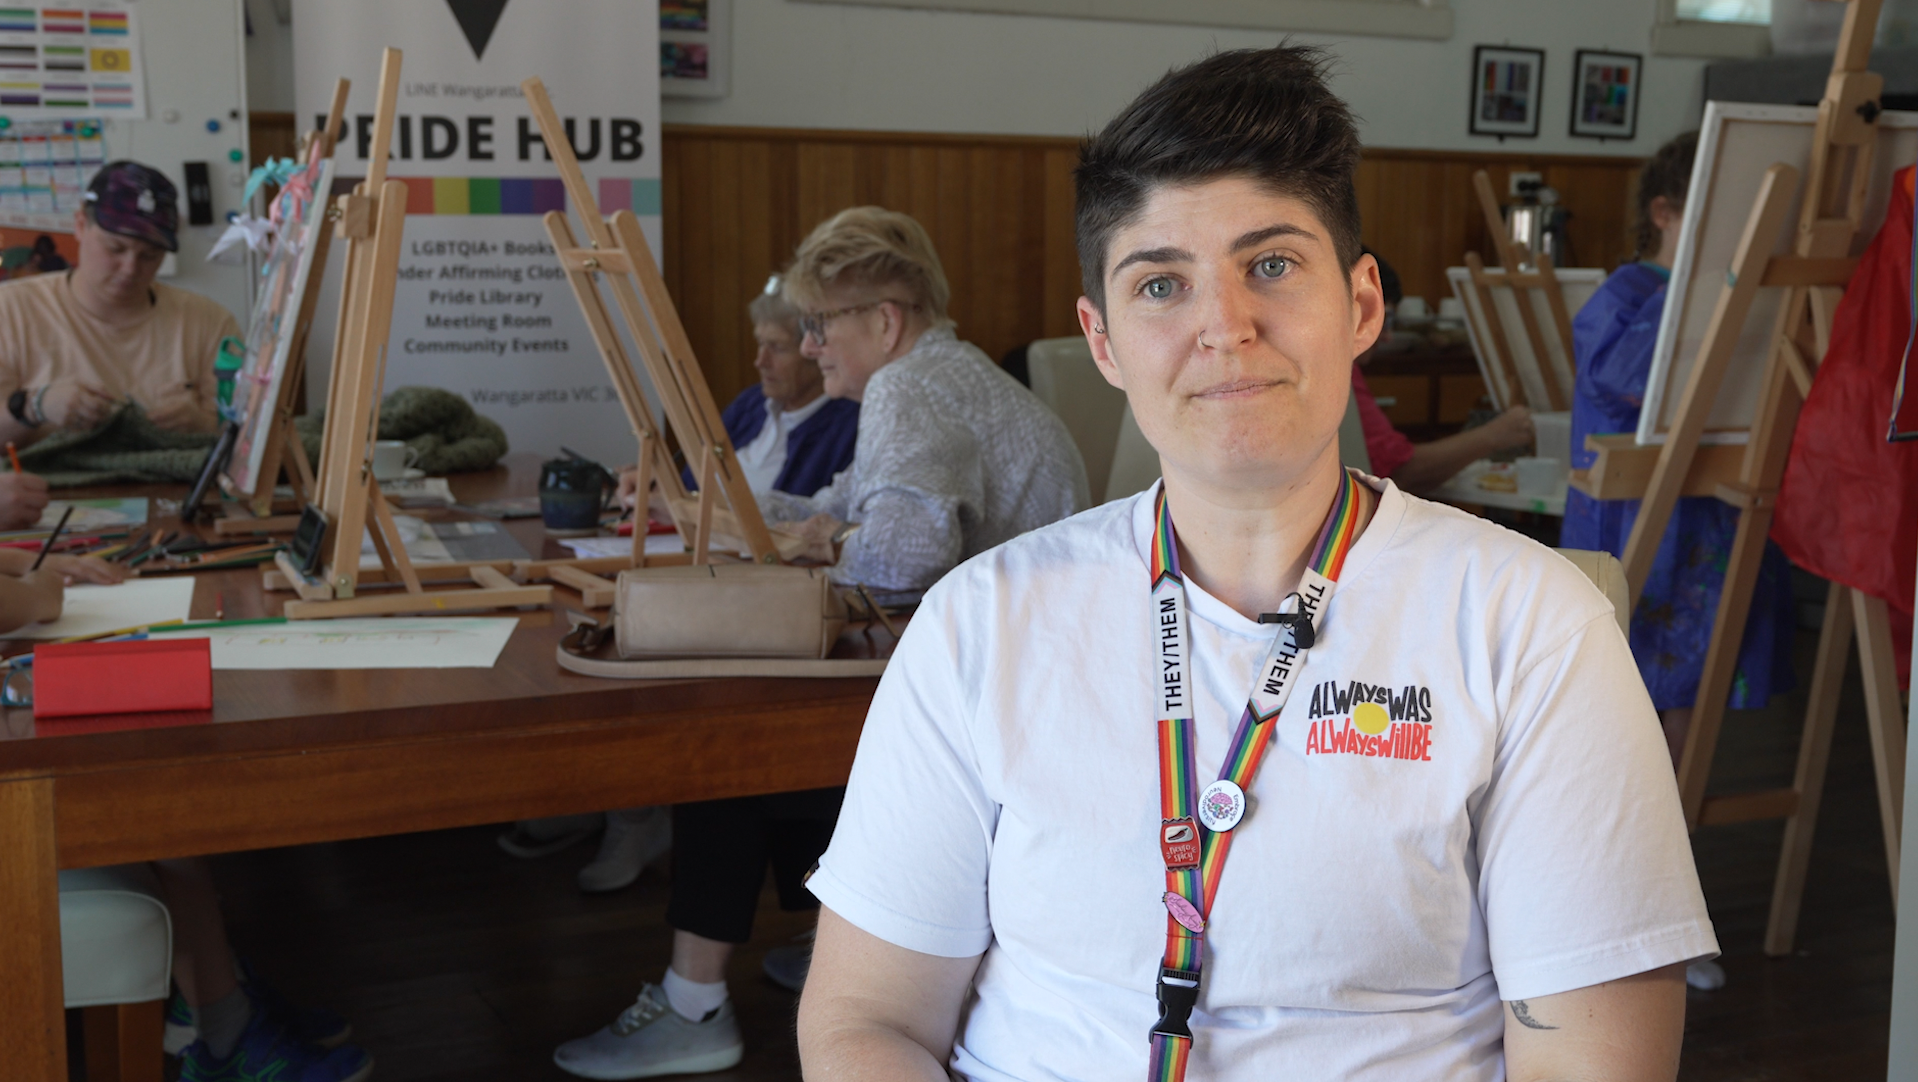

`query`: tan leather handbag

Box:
[555,563,891,679]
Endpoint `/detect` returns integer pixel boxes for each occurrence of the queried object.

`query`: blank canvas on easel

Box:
[1447,265,1605,411]
[1637,101,1918,445]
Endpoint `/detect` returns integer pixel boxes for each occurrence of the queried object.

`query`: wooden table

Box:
[0,456,881,1080]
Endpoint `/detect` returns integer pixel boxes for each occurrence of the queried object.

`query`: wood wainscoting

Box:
[661,125,1644,406]
[248,112,1643,410]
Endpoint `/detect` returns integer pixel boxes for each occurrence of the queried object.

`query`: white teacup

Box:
[1396,296,1430,322]
[1438,296,1466,321]
[371,440,419,481]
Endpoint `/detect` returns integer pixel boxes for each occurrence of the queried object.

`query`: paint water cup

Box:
[1515,456,1563,497]
[539,456,615,536]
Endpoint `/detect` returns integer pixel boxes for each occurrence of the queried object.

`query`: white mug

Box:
[1396,296,1430,321]
[1437,296,1466,322]
[370,440,420,480]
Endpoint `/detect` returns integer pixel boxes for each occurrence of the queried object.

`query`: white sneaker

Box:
[498,813,602,859]
[763,926,815,992]
[553,984,743,1080]
[578,807,672,893]
[1686,960,1726,990]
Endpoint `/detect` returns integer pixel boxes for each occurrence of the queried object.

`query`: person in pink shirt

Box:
[1348,364,1533,493]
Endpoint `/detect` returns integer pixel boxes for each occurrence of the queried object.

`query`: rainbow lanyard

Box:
[1146,469,1370,1082]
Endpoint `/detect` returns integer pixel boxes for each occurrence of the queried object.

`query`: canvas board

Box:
[1637,101,1918,445]
[155,617,518,670]
[222,150,336,497]
[1446,266,1604,411]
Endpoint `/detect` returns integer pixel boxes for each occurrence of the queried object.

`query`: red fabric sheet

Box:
[1772,165,1918,685]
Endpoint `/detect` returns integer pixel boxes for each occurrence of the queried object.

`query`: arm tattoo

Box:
[1507,1000,1558,1031]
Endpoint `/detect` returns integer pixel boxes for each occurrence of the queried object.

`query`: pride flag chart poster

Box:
[0,3,144,120]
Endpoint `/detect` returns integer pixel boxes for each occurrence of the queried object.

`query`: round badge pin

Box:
[1197,779,1246,832]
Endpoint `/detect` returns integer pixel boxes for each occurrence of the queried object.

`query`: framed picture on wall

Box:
[1469,45,1544,139]
[661,0,730,99]
[1570,49,1642,140]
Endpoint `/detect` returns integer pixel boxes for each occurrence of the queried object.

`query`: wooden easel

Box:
[216,78,352,535]
[1460,169,1577,411]
[1580,0,1906,955]
[512,75,795,605]
[272,47,551,620]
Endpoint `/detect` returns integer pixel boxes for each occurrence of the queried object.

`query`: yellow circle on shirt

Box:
[1353,701,1390,735]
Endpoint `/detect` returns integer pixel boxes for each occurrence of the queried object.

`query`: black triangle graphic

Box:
[446,0,509,61]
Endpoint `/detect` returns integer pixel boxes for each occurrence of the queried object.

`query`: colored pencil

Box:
[30,505,72,570]
[148,617,289,633]
[5,442,19,474]
[55,617,185,644]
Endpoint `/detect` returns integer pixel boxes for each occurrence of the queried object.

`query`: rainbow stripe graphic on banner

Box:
[0,9,36,32]
[43,9,84,34]
[392,177,662,217]
[86,10,127,34]
[597,177,663,216]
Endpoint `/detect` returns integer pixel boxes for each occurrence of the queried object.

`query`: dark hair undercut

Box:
[1075,44,1364,313]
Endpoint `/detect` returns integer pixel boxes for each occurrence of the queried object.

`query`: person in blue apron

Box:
[785,46,1715,1082]
[1561,132,1798,778]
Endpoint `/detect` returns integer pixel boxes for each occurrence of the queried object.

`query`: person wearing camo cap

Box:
[0,160,241,528]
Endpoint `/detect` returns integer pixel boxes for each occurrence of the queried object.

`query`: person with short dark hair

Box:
[795,46,1713,1080]
[0,162,241,529]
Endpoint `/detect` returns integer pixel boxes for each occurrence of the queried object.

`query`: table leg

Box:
[0,776,67,1080]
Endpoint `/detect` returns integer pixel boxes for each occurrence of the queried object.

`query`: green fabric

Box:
[294,385,511,477]
[14,385,510,488]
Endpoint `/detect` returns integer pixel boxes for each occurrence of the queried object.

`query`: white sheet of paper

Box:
[158,617,519,670]
[29,497,149,532]
[560,534,690,559]
[3,576,196,640]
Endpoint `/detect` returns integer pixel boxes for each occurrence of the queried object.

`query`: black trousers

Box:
[666,786,844,944]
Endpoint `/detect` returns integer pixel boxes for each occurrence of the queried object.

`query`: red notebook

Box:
[34,638,213,718]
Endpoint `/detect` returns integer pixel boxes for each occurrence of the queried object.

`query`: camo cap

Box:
[84,161,178,252]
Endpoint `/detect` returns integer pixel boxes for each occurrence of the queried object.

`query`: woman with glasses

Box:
[768,205,1089,605]
[553,208,1086,1081]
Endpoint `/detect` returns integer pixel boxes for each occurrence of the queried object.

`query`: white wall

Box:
[243,0,294,113]
[656,0,1709,155]
[246,0,1707,156]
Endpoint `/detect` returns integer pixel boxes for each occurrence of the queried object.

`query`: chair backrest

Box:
[1102,391,1375,504]
[1104,404,1159,503]
[1554,548,1632,637]
[1025,336,1130,502]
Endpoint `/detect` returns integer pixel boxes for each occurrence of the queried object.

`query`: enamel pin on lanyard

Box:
[1147,470,1371,1082]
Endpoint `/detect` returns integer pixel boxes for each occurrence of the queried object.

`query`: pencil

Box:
[55,617,186,644]
[5,442,19,474]
[30,505,72,571]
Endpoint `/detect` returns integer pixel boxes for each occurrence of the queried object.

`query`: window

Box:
[1655,0,1771,57]
[1676,0,1770,24]
[789,0,1454,41]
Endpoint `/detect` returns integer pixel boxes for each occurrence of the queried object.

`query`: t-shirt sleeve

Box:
[807,585,997,958]
[1351,368,1416,479]
[1474,609,1718,1001]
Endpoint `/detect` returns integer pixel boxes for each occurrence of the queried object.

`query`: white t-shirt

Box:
[735,392,829,494]
[808,477,1717,1082]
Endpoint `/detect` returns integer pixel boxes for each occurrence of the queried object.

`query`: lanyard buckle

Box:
[1160,818,1200,870]
[1151,966,1201,1040]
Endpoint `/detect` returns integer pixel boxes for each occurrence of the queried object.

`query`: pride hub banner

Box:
[292,0,661,467]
